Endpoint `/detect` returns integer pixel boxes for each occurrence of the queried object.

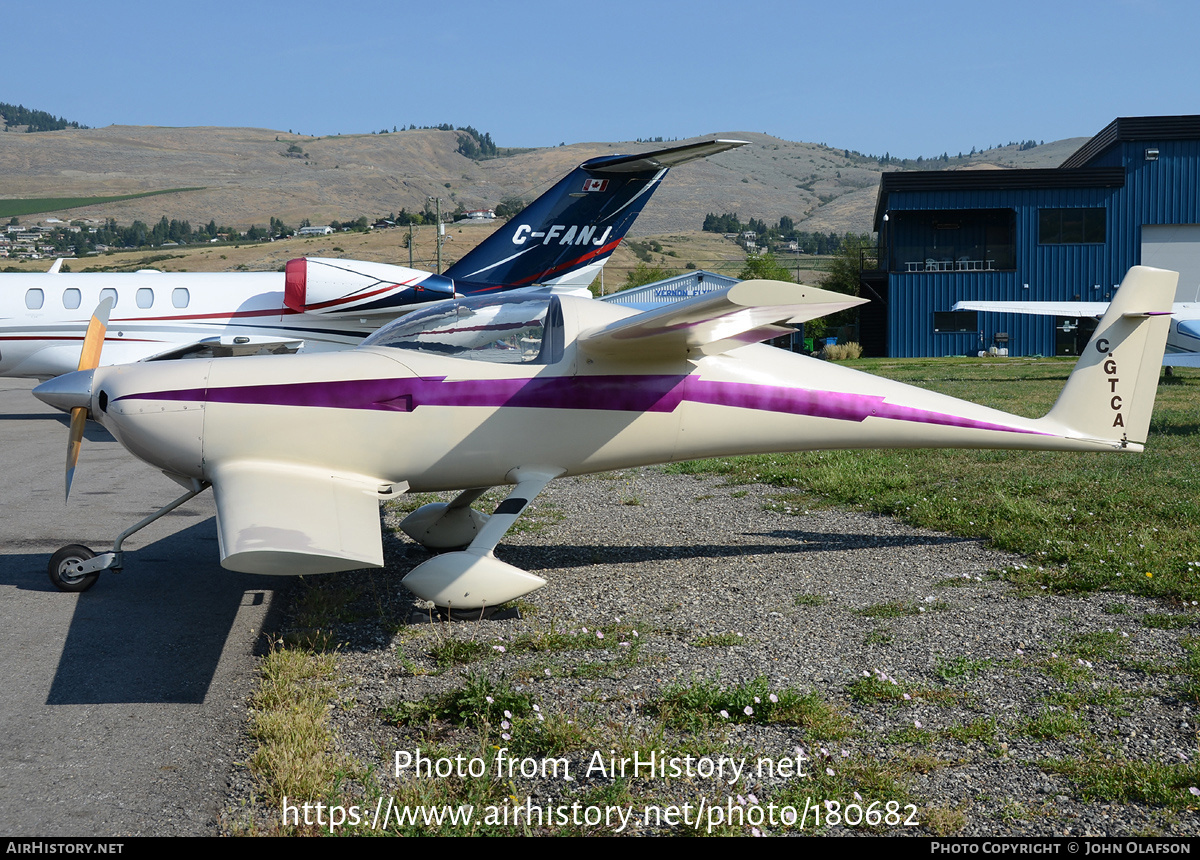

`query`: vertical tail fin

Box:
[1044,266,1176,447]
[445,139,746,290]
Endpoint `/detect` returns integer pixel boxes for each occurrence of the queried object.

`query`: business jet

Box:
[0,138,746,380]
[33,266,1176,613]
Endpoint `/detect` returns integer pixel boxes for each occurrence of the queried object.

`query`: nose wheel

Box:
[48,544,100,593]
[45,479,210,593]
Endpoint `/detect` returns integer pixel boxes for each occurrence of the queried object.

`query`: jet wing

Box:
[210,461,392,575]
[577,279,867,359]
[952,300,1110,318]
[143,336,305,362]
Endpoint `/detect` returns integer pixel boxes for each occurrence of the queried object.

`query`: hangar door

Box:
[1142,224,1200,302]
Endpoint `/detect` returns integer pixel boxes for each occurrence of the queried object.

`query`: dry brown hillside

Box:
[0,125,1081,236]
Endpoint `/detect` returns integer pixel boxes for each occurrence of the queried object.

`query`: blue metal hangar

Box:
[862,115,1200,358]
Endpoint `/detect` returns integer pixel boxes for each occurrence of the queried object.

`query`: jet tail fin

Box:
[445,139,746,290]
[1042,266,1176,447]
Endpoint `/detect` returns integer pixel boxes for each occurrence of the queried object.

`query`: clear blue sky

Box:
[7,0,1197,159]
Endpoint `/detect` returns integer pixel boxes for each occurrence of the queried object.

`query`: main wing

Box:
[577,279,867,359]
[210,461,397,575]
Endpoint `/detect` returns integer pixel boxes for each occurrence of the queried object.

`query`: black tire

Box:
[48,544,99,593]
[436,604,498,622]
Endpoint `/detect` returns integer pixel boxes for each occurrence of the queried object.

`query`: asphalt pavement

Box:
[0,378,280,836]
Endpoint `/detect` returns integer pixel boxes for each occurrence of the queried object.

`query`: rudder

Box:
[1044,266,1176,447]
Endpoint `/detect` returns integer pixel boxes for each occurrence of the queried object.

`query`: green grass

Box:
[0,187,205,218]
[1040,756,1200,808]
[666,357,1200,602]
[651,677,852,737]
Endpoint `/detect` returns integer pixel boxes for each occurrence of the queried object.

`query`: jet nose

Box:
[33,369,96,414]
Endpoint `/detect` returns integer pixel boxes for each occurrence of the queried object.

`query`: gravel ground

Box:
[224,468,1200,836]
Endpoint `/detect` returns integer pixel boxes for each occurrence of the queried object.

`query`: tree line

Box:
[0,102,88,133]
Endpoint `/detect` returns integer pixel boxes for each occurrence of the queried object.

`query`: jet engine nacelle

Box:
[284,257,456,317]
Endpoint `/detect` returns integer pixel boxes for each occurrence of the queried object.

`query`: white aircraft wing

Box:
[954,298,1200,367]
[952,300,1110,318]
[210,461,390,575]
[141,336,305,362]
[577,279,867,359]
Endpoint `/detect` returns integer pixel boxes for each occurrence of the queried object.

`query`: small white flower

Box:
[744,705,754,716]
[719,710,729,719]
[769,694,778,703]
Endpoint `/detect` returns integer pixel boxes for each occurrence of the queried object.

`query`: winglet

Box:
[578,279,867,359]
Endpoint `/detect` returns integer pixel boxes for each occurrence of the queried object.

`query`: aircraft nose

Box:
[33,369,95,414]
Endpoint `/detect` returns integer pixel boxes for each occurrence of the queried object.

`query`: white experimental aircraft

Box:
[32,266,1176,614]
[0,139,746,380]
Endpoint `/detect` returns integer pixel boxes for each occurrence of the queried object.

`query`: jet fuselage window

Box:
[172,288,189,309]
[25,289,44,310]
[100,288,118,308]
[136,288,154,309]
[62,288,82,310]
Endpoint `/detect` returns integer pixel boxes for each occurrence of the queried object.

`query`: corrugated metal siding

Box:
[880,130,1200,357]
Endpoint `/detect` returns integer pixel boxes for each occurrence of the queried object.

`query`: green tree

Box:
[623,262,679,290]
[822,233,874,297]
[738,252,793,282]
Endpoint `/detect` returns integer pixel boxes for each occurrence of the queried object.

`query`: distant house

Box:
[462,209,496,221]
[297,226,334,236]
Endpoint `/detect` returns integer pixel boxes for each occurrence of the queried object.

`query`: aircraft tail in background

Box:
[445,139,747,291]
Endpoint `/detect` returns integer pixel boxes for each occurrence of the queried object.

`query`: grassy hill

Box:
[0,125,1081,237]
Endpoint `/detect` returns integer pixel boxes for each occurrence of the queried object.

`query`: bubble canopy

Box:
[360,293,564,364]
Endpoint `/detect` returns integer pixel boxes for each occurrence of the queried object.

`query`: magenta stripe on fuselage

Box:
[115,374,1047,436]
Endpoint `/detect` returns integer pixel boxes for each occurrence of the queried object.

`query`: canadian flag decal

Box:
[582,179,609,192]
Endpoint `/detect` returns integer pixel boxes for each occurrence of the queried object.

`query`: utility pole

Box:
[408,222,414,268]
[427,196,442,274]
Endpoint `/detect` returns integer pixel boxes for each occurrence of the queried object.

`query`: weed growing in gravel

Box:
[651,677,851,737]
[847,671,960,706]
[1142,613,1196,630]
[1018,709,1085,740]
[936,655,995,682]
[943,718,998,744]
[381,672,532,729]
[1042,687,1134,718]
[1062,630,1130,661]
[794,593,828,607]
[429,637,490,667]
[1038,654,1094,685]
[1040,756,1200,808]
[692,632,745,647]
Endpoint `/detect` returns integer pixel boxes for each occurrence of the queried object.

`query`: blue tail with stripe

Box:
[445,139,746,291]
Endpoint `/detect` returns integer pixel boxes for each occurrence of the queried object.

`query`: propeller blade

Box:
[63,297,113,502]
[66,407,87,503]
[77,297,114,372]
